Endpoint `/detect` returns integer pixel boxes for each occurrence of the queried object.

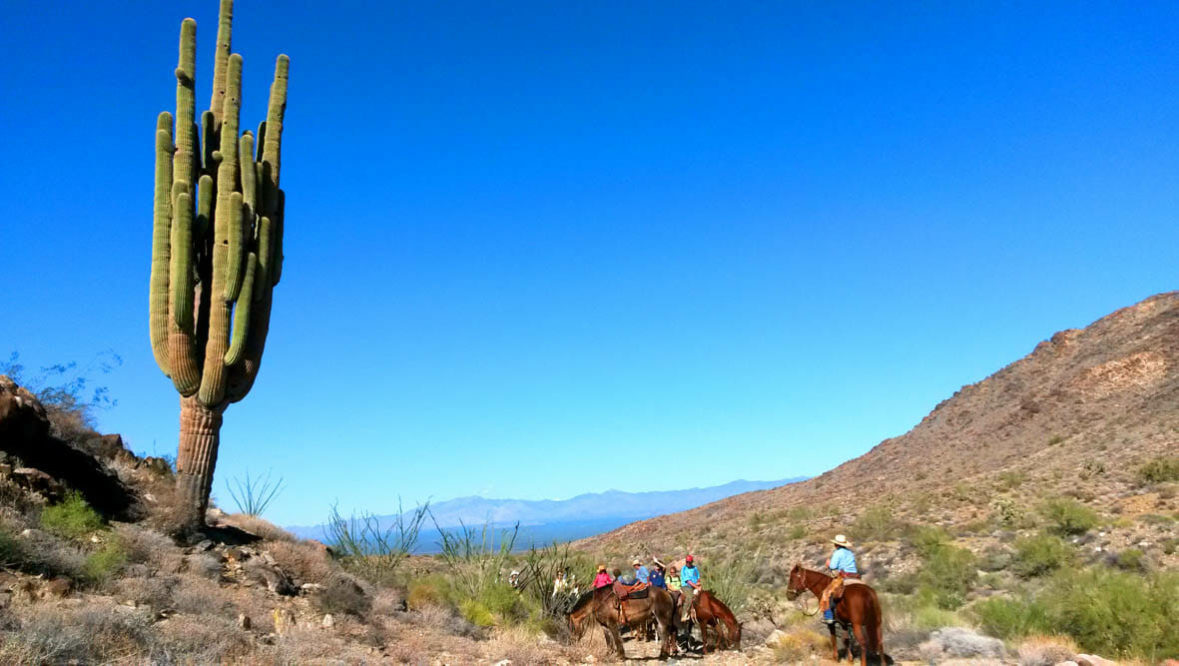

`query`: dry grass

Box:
[265,538,334,585]
[1017,634,1079,666]
[218,512,295,542]
[767,625,831,662]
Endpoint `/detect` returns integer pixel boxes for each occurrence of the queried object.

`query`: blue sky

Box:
[1,1,1176,526]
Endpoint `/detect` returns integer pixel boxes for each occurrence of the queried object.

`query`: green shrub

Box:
[1136,457,1179,485]
[787,524,806,540]
[406,574,452,609]
[459,599,497,627]
[974,569,1179,660]
[41,492,104,540]
[1040,498,1099,536]
[1012,535,1073,578]
[852,505,902,541]
[1113,548,1145,572]
[904,525,951,558]
[974,594,1051,638]
[0,528,22,566]
[82,541,127,584]
[915,543,977,609]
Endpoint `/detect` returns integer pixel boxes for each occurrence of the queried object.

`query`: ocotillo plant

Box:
[149,0,289,529]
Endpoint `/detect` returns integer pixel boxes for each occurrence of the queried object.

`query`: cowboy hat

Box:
[831,534,852,547]
[597,563,606,571]
[631,558,642,566]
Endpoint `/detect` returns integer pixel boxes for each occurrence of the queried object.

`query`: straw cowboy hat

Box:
[597,563,606,572]
[631,558,642,566]
[831,534,852,547]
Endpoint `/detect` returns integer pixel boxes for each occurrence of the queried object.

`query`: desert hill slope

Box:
[579,292,1179,568]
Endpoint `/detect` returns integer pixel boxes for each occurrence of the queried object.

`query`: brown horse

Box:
[690,590,742,652]
[786,564,884,666]
[566,585,678,659]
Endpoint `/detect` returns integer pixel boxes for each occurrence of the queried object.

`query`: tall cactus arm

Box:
[149,113,174,376]
[226,202,282,403]
[225,251,257,366]
[272,189,284,286]
[174,19,198,192]
[210,0,233,123]
[200,111,217,178]
[261,55,289,213]
[168,185,203,396]
[239,132,256,215]
[224,186,246,301]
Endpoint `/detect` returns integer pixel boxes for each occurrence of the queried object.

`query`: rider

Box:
[649,563,666,589]
[593,563,612,589]
[632,558,650,584]
[821,534,860,624]
[679,554,702,623]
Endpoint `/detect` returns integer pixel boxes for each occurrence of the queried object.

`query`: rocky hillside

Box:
[579,292,1179,572]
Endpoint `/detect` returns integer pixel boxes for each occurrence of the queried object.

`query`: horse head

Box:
[785,563,806,600]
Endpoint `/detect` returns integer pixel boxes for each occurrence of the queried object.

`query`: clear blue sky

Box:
[1,1,1176,526]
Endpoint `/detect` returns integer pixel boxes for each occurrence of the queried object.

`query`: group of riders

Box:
[590,554,703,625]
[541,532,859,640]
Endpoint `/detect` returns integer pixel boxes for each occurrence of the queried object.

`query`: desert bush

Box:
[974,568,1179,660]
[407,574,452,609]
[1039,497,1099,536]
[768,626,830,661]
[979,545,1012,572]
[1017,634,1078,666]
[0,603,152,663]
[266,539,333,585]
[998,471,1028,490]
[852,505,902,541]
[114,575,178,609]
[914,542,976,609]
[406,603,483,639]
[112,522,176,567]
[224,470,284,517]
[1136,456,1179,485]
[1112,548,1146,572]
[41,491,104,539]
[326,500,428,586]
[516,541,580,619]
[172,575,233,615]
[220,512,294,542]
[434,517,518,601]
[315,573,372,617]
[1,352,121,444]
[1012,535,1073,578]
[82,540,128,585]
[705,551,760,613]
[0,528,22,567]
[150,613,252,662]
[904,524,951,557]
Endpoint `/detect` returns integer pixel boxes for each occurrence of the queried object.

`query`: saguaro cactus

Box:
[149,0,289,529]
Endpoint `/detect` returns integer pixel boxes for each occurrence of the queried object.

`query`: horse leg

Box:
[829,623,839,662]
[875,621,885,665]
[852,622,868,666]
[607,623,625,658]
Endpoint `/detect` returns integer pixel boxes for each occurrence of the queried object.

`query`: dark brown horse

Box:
[786,564,884,666]
[566,585,678,659]
[690,590,742,652]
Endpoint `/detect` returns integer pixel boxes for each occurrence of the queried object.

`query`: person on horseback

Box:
[649,562,666,589]
[680,554,701,623]
[593,563,612,589]
[821,534,860,624]
[632,558,651,584]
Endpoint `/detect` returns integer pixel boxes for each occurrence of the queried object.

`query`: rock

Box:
[1056,661,1079,666]
[764,629,788,647]
[493,660,512,666]
[919,627,1005,661]
[300,583,324,594]
[191,539,214,553]
[11,467,64,500]
[43,577,72,599]
[238,613,251,630]
[140,457,172,476]
[322,613,334,628]
[1076,655,1116,666]
[0,376,134,517]
[273,607,296,636]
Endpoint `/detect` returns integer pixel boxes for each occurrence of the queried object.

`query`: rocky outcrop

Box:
[0,375,134,518]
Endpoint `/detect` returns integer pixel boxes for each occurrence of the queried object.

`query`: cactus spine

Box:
[149,0,289,529]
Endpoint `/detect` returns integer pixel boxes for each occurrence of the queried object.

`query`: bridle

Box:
[786,565,820,616]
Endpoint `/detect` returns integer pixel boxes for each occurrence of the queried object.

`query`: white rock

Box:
[322,613,334,628]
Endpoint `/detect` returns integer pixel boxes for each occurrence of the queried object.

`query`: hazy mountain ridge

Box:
[287,477,804,544]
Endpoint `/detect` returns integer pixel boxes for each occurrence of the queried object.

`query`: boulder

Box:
[919,627,1005,662]
[1075,656,1116,666]
[245,559,298,596]
[0,376,134,518]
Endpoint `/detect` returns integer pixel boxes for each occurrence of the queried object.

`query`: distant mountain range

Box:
[287,478,805,552]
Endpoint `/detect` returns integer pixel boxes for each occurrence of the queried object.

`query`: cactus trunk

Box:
[148,1,290,531]
[176,396,224,526]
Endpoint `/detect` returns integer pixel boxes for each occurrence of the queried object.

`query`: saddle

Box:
[612,581,650,602]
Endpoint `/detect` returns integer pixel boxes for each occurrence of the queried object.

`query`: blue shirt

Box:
[829,547,858,574]
[649,570,666,588]
[634,565,650,583]
[681,565,700,588]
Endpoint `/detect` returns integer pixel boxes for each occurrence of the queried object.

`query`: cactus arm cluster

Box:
[148,0,289,410]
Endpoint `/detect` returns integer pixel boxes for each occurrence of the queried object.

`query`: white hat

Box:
[831,534,852,547]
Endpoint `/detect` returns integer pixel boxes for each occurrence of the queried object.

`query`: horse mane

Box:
[568,587,598,613]
[795,564,833,578]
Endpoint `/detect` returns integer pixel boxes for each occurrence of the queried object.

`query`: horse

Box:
[786,564,884,666]
[690,590,742,652]
[566,584,677,659]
